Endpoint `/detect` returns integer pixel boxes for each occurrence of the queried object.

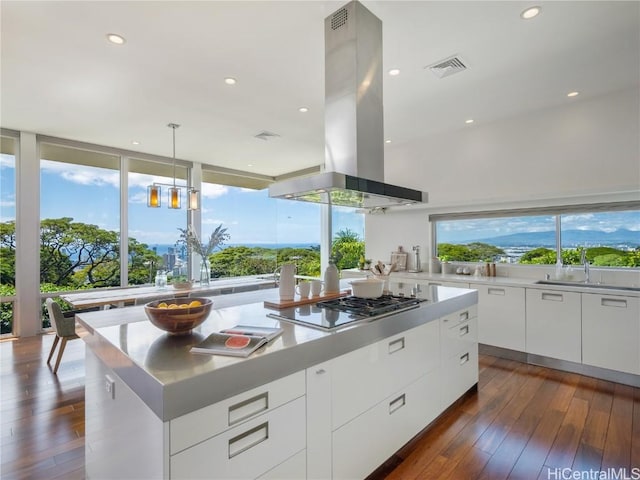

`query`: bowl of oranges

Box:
[144,297,213,335]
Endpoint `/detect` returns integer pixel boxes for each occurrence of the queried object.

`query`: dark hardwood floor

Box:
[1,333,638,480]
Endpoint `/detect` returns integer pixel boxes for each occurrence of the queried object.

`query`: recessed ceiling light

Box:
[224,77,237,85]
[465,119,474,124]
[567,91,580,97]
[106,33,126,45]
[385,139,392,144]
[388,68,400,76]
[132,141,140,145]
[520,6,541,20]
[298,107,309,113]
[247,163,253,167]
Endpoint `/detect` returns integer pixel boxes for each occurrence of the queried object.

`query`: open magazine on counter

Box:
[190,325,283,357]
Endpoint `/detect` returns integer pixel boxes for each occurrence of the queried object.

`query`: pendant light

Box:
[167,123,181,209]
[145,123,200,210]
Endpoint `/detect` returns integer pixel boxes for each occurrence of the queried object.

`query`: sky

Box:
[436,212,640,244]
[1,154,364,247]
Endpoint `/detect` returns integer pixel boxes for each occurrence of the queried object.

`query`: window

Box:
[436,214,556,264]
[434,206,640,268]
[0,136,16,335]
[560,210,640,267]
[200,183,322,278]
[40,144,121,298]
[128,158,188,285]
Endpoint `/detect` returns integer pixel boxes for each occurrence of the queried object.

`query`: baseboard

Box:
[480,343,640,388]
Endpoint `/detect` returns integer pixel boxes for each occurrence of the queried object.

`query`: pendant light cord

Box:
[168,123,180,187]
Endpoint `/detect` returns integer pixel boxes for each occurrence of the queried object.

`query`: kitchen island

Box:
[78,281,478,479]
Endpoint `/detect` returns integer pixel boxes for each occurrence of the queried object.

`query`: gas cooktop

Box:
[266,294,426,332]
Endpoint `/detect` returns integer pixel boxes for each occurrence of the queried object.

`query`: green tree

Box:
[519,247,556,264]
[40,218,119,287]
[331,229,364,270]
[437,243,504,262]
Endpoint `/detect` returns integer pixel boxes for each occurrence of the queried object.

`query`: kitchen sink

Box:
[534,280,640,292]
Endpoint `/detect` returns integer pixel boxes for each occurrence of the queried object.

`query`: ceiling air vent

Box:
[254,131,280,141]
[426,55,467,79]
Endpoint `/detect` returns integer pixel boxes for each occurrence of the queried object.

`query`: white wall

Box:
[365,87,640,272]
[385,87,639,206]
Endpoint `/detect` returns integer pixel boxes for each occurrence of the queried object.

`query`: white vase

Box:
[276,263,296,301]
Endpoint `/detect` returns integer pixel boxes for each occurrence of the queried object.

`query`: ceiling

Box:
[2,1,639,181]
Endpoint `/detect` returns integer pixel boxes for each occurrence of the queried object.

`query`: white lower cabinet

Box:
[257,449,306,480]
[170,396,306,479]
[332,370,440,480]
[582,293,640,375]
[525,289,582,362]
[440,307,478,409]
[330,320,440,430]
[471,283,526,351]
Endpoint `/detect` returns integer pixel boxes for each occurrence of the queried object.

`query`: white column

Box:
[320,200,332,274]
[188,163,203,281]
[120,156,129,286]
[15,132,40,336]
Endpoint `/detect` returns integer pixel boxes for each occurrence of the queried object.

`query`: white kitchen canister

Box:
[324,260,339,294]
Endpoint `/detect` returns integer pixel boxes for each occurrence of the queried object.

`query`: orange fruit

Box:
[189,300,202,307]
[157,302,168,309]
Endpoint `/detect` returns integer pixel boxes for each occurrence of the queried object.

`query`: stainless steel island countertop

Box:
[77,281,477,421]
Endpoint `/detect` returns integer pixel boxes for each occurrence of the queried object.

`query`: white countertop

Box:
[346,269,640,297]
[77,281,477,421]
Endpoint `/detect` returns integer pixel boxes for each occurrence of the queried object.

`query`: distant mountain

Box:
[466,228,640,247]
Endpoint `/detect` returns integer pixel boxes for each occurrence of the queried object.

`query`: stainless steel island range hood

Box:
[268,1,428,209]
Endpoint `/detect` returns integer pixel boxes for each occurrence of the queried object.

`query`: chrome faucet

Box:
[581,249,590,283]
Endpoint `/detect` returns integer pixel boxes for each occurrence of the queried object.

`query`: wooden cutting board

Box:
[264,290,351,309]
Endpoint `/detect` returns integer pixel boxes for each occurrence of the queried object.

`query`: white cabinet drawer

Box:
[441,345,478,409]
[257,449,306,480]
[170,371,305,454]
[171,396,306,480]
[526,289,582,362]
[582,294,640,375]
[441,316,477,359]
[331,320,439,430]
[332,370,440,480]
[471,283,526,351]
[440,305,477,329]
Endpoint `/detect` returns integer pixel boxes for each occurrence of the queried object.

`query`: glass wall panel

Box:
[40,144,121,301]
[436,215,557,264]
[128,158,188,285]
[0,137,16,335]
[560,210,640,267]
[201,183,322,279]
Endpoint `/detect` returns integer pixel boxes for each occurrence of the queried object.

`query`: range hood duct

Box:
[269,1,428,209]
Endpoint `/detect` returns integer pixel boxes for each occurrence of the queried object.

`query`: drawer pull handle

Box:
[389,394,406,415]
[459,311,469,321]
[601,298,627,308]
[388,337,405,354]
[460,352,470,365]
[488,288,505,296]
[542,293,563,302]
[228,392,268,426]
[459,325,469,336]
[228,422,269,459]
[316,368,326,375]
